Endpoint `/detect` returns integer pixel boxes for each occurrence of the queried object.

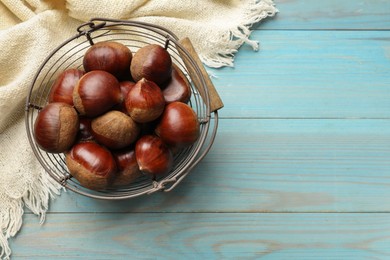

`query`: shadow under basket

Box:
[25,18,224,200]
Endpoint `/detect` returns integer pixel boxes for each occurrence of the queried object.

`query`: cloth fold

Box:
[0,0,277,259]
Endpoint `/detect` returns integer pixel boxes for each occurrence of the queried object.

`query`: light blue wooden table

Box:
[10,1,390,258]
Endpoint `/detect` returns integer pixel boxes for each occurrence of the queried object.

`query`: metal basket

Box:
[25,18,223,200]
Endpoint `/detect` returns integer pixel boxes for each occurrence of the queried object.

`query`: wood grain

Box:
[259,0,390,30]
[44,119,390,213]
[11,213,390,259]
[208,30,390,119]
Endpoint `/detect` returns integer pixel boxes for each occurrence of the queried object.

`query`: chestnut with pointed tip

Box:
[91,110,140,150]
[135,135,173,176]
[112,147,143,187]
[125,78,165,123]
[34,102,79,153]
[155,102,200,148]
[130,44,172,86]
[73,70,122,117]
[48,68,84,106]
[83,41,132,79]
[66,141,117,190]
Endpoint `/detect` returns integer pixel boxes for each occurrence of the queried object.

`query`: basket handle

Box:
[178,38,224,112]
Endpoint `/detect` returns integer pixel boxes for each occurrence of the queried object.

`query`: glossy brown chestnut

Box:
[73,70,122,117]
[48,68,84,106]
[83,41,132,79]
[162,64,191,104]
[91,110,140,150]
[135,135,173,176]
[125,78,165,123]
[66,141,117,190]
[155,101,200,148]
[112,147,142,187]
[34,102,79,153]
[130,44,172,86]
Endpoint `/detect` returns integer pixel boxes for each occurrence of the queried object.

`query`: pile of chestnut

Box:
[33,41,200,191]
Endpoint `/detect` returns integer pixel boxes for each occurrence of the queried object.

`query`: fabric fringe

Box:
[0,199,22,260]
[0,171,62,260]
[201,0,278,68]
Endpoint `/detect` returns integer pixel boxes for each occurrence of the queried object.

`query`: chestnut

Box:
[112,147,142,187]
[83,41,132,79]
[91,110,140,150]
[66,141,117,190]
[130,44,172,86]
[48,68,84,106]
[162,64,191,104]
[125,78,165,123]
[34,102,79,153]
[135,135,173,176]
[155,102,200,148]
[73,70,122,117]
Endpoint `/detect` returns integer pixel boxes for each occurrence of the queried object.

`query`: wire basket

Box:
[25,18,223,200]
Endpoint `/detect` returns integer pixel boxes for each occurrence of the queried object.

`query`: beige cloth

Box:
[0,0,277,258]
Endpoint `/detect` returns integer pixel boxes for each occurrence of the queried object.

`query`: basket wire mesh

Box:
[25,18,221,200]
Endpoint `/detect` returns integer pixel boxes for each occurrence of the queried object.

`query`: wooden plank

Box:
[258,0,390,30]
[10,213,390,259]
[43,118,390,213]
[208,30,390,119]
